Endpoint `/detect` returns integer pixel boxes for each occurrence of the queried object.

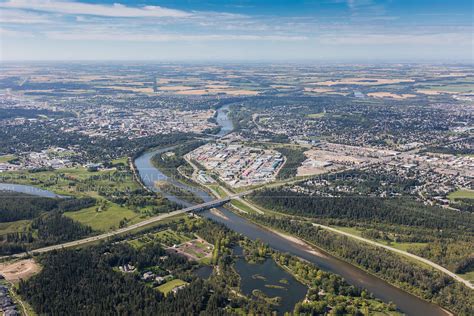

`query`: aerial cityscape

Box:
[0,0,473,316]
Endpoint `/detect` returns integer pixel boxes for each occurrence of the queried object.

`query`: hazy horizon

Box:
[1,0,473,62]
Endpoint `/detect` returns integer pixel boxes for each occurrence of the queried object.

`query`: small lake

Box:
[234,255,307,315]
[0,183,66,198]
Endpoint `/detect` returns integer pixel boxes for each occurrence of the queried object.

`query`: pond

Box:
[234,248,307,315]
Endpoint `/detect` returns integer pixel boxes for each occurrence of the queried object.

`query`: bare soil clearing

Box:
[0,259,41,283]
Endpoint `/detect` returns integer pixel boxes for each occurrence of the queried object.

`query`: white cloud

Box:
[44,31,308,42]
[0,27,34,37]
[319,32,473,45]
[0,0,191,18]
[0,8,52,24]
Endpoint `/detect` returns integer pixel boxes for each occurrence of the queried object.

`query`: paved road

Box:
[0,195,241,260]
[311,222,474,290]
[4,136,472,289]
[223,189,474,291]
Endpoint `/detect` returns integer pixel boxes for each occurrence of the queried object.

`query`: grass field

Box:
[457,271,474,283]
[331,225,363,237]
[448,189,474,200]
[332,226,429,251]
[1,166,141,198]
[155,229,191,246]
[2,165,165,232]
[207,184,229,198]
[0,220,31,235]
[129,229,192,248]
[111,156,128,165]
[306,112,325,119]
[0,155,15,163]
[156,279,188,295]
[65,203,142,231]
[418,83,474,93]
[231,199,260,214]
[384,241,428,252]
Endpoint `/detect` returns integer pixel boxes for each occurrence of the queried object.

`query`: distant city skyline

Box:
[1,0,473,61]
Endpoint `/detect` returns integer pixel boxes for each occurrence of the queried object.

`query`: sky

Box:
[0,0,473,61]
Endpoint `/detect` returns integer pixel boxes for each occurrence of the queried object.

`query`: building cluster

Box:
[142,271,174,285]
[64,107,217,138]
[297,142,399,177]
[116,257,188,294]
[0,147,76,172]
[298,150,472,208]
[246,98,472,152]
[188,142,284,187]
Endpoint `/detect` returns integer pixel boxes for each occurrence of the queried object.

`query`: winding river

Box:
[134,106,450,316]
[0,104,453,315]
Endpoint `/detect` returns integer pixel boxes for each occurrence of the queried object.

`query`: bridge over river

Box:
[0,192,250,260]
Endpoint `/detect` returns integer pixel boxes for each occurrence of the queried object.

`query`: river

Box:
[215,103,234,137]
[0,105,451,314]
[0,183,66,198]
[133,105,450,316]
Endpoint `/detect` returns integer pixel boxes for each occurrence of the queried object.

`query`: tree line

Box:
[248,214,473,315]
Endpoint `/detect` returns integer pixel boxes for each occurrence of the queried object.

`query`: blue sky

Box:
[0,0,472,61]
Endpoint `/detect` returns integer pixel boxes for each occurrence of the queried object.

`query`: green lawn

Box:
[65,203,141,231]
[156,279,188,295]
[448,189,474,200]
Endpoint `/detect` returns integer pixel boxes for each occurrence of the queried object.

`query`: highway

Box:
[310,223,474,290]
[1,194,248,260]
[2,136,472,290]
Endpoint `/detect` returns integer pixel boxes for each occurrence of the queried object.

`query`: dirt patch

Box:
[210,208,229,220]
[367,92,416,99]
[304,87,335,93]
[176,89,258,96]
[416,89,457,95]
[314,78,414,86]
[167,238,213,261]
[0,259,41,283]
[158,85,195,91]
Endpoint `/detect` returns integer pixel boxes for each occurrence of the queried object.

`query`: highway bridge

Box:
[1,192,251,260]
